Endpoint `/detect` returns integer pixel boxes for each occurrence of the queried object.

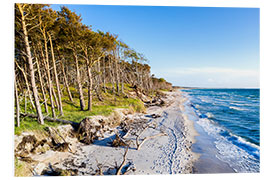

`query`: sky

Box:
[51,4,260,88]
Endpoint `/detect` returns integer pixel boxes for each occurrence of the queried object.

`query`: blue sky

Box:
[51,4,259,88]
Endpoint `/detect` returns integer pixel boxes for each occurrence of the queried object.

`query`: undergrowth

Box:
[15,84,146,135]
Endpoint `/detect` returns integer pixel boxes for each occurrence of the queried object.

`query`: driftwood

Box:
[136,133,166,150]
[116,145,130,175]
[20,113,79,128]
[121,117,167,150]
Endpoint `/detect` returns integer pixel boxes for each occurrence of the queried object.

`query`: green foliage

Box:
[14,116,62,135]
[159,78,166,82]
[14,4,171,135]
[15,84,146,134]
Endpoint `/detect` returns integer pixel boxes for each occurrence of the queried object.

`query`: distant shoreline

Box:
[173,86,260,90]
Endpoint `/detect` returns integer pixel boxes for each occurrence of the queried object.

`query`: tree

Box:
[16,3,44,124]
[57,6,86,110]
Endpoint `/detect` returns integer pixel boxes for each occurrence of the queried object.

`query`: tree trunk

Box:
[18,4,44,124]
[116,58,120,95]
[49,33,63,115]
[120,68,124,94]
[51,86,59,109]
[87,65,93,111]
[73,51,85,110]
[83,51,93,111]
[15,75,20,127]
[109,57,115,94]
[15,60,35,109]
[103,57,107,93]
[36,56,48,113]
[39,37,56,118]
[60,59,74,103]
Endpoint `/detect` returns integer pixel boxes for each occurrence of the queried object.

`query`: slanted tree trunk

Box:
[115,50,120,95]
[60,59,74,103]
[103,57,107,93]
[35,55,48,113]
[48,33,63,115]
[17,4,44,124]
[39,34,56,118]
[87,65,93,111]
[24,92,27,113]
[15,60,35,109]
[97,60,103,95]
[73,51,85,110]
[51,86,59,109]
[15,74,20,127]
[83,51,93,111]
[38,13,56,118]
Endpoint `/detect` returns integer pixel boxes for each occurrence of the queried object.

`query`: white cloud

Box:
[152,67,259,88]
[162,67,259,77]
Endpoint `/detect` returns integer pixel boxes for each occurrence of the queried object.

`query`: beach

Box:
[15,90,202,175]
[49,90,199,175]
[15,89,260,175]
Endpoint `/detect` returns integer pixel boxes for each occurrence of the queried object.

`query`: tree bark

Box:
[51,86,59,109]
[39,38,56,118]
[103,57,107,93]
[15,75,20,127]
[83,50,93,111]
[15,60,35,109]
[60,59,74,103]
[48,33,63,115]
[35,55,49,113]
[73,51,85,110]
[18,4,44,124]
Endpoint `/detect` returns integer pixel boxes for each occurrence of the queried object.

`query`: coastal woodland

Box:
[15,4,172,128]
[14,4,173,176]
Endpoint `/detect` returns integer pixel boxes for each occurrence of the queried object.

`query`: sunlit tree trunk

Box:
[60,59,74,103]
[73,51,85,110]
[15,74,20,127]
[35,54,48,113]
[17,4,44,124]
[39,40,56,118]
[49,33,63,115]
[15,60,35,109]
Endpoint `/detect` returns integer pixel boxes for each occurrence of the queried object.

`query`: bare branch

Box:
[116,145,129,175]
[137,133,167,150]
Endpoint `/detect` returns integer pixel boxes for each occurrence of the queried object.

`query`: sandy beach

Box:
[14,90,201,176]
[51,91,199,175]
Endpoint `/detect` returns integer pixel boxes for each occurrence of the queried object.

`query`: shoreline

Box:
[180,89,260,173]
[180,90,235,173]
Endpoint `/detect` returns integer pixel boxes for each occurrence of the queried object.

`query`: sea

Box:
[181,89,260,173]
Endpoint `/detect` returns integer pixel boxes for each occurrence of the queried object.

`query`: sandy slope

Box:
[49,91,199,175]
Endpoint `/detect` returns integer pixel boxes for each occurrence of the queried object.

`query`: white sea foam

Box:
[229,106,247,111]
[206,112,214,118]
[196,117,260,173]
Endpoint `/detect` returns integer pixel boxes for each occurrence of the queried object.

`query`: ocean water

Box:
[182,89,260,173]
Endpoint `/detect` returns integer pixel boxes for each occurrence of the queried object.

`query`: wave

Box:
[196,117,260,172]
[229,106,247,111]
[181,89,260,172]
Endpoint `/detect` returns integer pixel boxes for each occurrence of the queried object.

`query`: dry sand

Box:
[44,91,200,175]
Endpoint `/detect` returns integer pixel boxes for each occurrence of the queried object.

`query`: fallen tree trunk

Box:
[20,113,79,128]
